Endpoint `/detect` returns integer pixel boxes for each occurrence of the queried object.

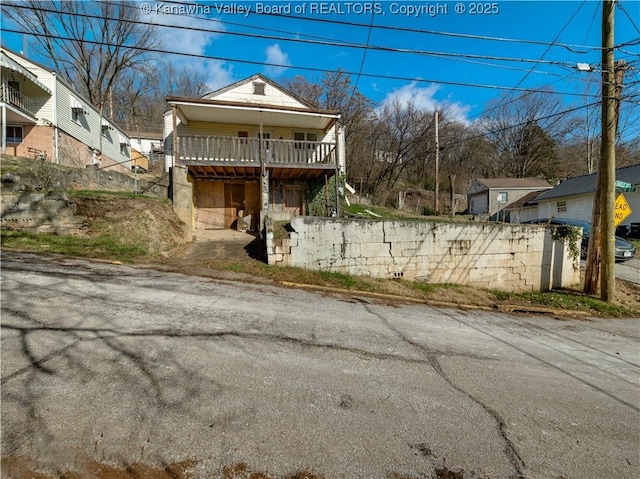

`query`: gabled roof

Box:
[476,177,552,189]
[166,74,340,130]
[534,163,640,202]
[201,73,315,109]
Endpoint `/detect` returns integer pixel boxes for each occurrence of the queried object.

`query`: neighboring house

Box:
[524,163,640,231]
[0,47,130,173]
[164,74,344,231]
[502,191,544,224]
[127,130,164,172]
[467,177,552,220]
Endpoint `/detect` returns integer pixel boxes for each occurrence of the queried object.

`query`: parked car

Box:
[524,218,636,262]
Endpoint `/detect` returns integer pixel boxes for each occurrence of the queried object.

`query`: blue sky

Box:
[2,1,639,124]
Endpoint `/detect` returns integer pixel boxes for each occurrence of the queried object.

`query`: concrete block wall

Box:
[267,217,581,292]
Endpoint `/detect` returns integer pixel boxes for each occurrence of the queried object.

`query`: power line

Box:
[474,1,589,128]
[3,1,583,69]
[167,0,607,53]
[347,9,375,111]
[2,27,604,100]
[617,1,640,35]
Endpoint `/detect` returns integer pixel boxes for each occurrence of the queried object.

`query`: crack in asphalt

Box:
[359,301,526,477]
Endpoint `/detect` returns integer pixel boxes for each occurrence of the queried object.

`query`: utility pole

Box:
[449,174,456,217]
[434,111,440,215]
[584,1,616,301]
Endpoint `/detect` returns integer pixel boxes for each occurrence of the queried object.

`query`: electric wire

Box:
[2,1,583,69]
[1,27,605,99]
[158,0,605,53]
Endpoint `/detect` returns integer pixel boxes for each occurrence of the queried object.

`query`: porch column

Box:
[259,114,269,233]
[170,105,178,171]
[333,120,341,217]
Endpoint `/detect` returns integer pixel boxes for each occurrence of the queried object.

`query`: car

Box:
[524,218,636,262]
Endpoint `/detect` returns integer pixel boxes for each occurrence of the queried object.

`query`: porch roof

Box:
[166,96,340,131]
[0,51,51,94]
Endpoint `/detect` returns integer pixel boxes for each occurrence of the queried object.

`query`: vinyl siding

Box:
[537,191,640,227]
[19,79,53,120]
[56,81,100,150]
[212,82,307,108]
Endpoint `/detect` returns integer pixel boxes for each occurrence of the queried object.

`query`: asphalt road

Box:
[616,257,640,285]
[1,252,639,479]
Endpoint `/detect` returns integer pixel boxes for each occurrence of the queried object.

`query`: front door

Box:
[224,183,245,228]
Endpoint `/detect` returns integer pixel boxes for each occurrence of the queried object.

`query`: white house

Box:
[0,46,131,173]
[524,163,640,234]
[164,74,345,232]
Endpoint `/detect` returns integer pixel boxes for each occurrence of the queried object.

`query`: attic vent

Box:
[253,82,265,95]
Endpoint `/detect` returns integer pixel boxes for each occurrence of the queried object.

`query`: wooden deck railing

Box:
[0,84,38,116]
[177,136,337,166]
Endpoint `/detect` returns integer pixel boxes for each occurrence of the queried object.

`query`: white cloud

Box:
[264,44,291,77]
[379,82,472,124]
[147,3,233,91]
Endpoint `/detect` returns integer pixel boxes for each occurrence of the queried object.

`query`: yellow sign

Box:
[614,193,632,227]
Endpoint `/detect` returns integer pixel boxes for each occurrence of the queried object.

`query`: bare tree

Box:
[113,61,209,131]
[4,0,159,115]
[480,90,573,180]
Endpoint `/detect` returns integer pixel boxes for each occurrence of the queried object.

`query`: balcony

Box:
[0,83,38,116]
[176,136,337,168]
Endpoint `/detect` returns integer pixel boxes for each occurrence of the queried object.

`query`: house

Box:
[127,130,164,172]
[466,177,552,220]
[522,163,640,233]
[0,47,130,173]
[164,74,344,232]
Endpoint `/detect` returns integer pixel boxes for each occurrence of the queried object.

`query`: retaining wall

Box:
[1,181,87,235]
[266,216,581,292]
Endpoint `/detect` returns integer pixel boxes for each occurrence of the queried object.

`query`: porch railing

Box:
[0,84,38,116]
[177,136,336,166]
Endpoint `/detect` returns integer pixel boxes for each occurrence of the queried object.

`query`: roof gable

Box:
[202,74,311,109]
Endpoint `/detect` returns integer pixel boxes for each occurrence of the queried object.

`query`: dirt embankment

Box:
[72,193,189,257]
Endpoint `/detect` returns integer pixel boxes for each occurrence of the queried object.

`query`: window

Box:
[6,126,23,143]
[497,192,508,203]
[253,82,265,95]
[71,97,85,123]
[557,201,567,213]
[294,131,318,148]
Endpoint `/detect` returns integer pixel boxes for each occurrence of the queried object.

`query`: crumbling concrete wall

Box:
[266,216,580,292]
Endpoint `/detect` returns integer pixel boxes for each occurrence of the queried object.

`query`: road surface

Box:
[1,252,639,479]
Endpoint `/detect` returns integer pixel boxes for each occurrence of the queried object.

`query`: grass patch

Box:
[492,288,632,316]
[343,204,415,220]
[1,230,147,263]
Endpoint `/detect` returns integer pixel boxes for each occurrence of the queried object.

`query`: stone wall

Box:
[266,216,581,292]
[1,178,87,235]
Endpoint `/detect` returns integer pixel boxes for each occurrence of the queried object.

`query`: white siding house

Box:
[529,164,640,234]
[164,74,344,232]
[1,46,130,173]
